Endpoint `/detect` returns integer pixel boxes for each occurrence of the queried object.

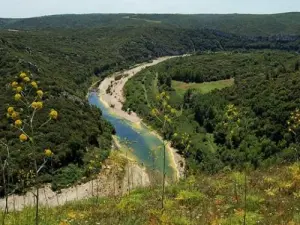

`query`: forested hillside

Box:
[124,51,300,172]
[0,25,273,193]
[1,13,300,36]
[0,16,299,193]
[1,12,300,225]
[1,13,300,195]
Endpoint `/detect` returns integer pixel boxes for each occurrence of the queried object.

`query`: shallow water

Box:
[88,92,175,179]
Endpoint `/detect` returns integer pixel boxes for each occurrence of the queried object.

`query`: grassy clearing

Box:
[2,163,300,225]
[124,16,162,24]
[172,78,234,96]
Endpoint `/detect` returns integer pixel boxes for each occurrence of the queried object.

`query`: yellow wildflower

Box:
[151,108,158,116]
[15,120,22,127]
[19,134,28,142]
[14,93,22,101]
[31,101,43,110]
[7,107,14,114]
[16,86,23,93]
[19,72,27,79]
[44,149,53,157]
[23,77,30,82]
[11,81,18,88]
[49,109,58,120]
[31,81,38,89]
[36,90,43,98]
[67,211,77,219]
[11,112,19,120]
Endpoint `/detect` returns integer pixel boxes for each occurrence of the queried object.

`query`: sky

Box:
[0,0,299,18]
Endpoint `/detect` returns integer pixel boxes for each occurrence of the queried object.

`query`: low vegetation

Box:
[2,163,300,224]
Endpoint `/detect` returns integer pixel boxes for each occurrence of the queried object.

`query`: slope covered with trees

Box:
[124,51,300,172]
[1,13,300,225]
[1,13,300,193]
[1,25,283,193]
[1,12,300,36]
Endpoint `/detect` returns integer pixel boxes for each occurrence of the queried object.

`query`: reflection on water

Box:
[88,92,175,179]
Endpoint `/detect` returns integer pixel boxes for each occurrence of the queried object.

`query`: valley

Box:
[0,12,300,225]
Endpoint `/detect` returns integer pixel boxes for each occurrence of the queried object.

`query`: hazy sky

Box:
[1,0,299,18]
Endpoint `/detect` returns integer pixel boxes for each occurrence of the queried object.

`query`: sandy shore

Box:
[0,149,150,211]
[98,56,179,123]
[0,56,187,211]
[98,56,186,180]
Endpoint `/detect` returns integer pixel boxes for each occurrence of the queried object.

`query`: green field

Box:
[172,78,234,96]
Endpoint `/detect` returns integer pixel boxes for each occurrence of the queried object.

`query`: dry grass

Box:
[2,163,300,225]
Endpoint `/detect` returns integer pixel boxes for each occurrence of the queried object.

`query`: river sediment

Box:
[97,56,185,181]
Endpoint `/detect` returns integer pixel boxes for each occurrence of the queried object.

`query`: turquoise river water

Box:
[88,92,176,180]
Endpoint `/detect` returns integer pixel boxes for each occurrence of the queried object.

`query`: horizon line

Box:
[1,11,299,19]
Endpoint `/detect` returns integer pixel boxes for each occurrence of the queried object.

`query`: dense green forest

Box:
[124,51,300,172]
[0,13,300,194]
[1,12,300,225]
[1,12,300,36]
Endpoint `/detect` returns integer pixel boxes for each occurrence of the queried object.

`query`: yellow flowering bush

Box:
[31,101,43,110]
[288,109,300,134]
[14,93,22,101]
[11,111,19,120]
[7,106,14,114]
[36,90,44,98]
[44,149,53,157]
[11,81,18,88]
[6,71,60,224]
[19,72,27,78]
[49,109,58,120]
[16,86,23,93]
[14,119,22,127]
[23,76,30,82]
[31,81,38,89]
[150,91,183,209]
[19,133,28,142]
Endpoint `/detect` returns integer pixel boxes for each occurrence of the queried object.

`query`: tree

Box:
[6,71,59,225]
[150,91,180,209]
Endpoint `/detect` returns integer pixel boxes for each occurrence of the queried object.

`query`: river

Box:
[88,93,175,179]
[88,56,186,181]
[0,56,184,211]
